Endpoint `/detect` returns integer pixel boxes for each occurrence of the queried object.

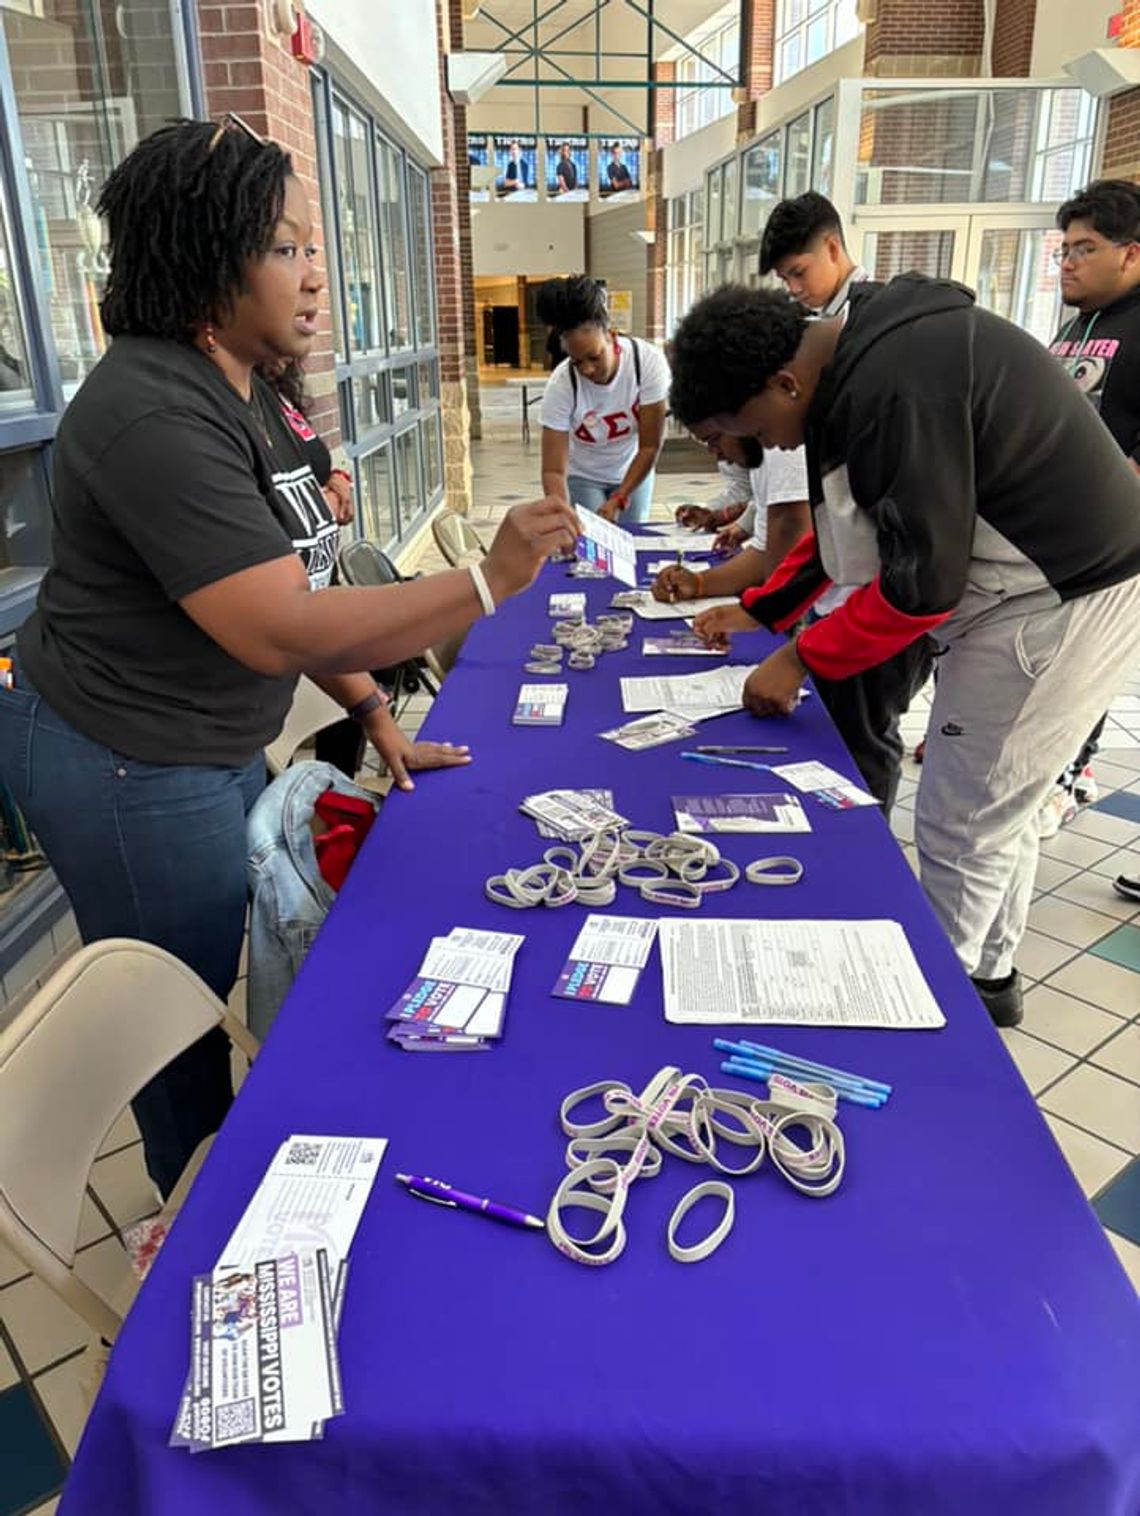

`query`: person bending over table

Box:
[670,281,1140,1030]
[538,274,669,525]
[0,119,578,1199]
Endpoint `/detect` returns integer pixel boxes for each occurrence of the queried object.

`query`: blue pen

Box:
[713,1038,892,1095]
[720,1060,885,1109]
[733,1038,892,1096]
[681,752,771,772]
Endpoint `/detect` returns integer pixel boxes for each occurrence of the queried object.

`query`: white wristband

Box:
[469,561,496,616]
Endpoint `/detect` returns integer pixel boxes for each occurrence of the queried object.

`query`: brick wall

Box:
[1104,0,1140,184]
[864,0,985,77]
[740,0,775,99]
[991,0,1036,77]
[431,0,473,513]
[196,0,339,444]
[447,0,481,443]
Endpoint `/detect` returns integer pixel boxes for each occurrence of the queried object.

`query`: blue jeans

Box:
[0,668,264,1197]
[568,471,655,525]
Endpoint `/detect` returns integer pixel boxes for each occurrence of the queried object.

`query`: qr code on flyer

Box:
[285,1141,322,1167]
[214,1398,257,1444]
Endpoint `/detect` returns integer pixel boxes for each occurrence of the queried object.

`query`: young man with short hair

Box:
[1041,181,1140,896]
[760,192,867,317]
[669,280,1140,1026]
[753,193,929,811]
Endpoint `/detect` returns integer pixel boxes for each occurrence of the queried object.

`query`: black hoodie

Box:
[742,274,1140,681]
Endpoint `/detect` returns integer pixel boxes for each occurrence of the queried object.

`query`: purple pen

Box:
[396,1173,545,1231]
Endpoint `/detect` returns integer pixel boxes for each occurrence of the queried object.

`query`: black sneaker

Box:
[971,969,1023,1028]
[1113,873,1140,904]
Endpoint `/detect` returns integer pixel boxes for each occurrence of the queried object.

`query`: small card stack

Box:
[169,1134,385,1451]
[769,760,878,810]
[386,927,525,1049]
[514,683,568,726]
[553,915,659,1005]
[598,711,697,750]
[548,592,587,619]
[520,788,627,840]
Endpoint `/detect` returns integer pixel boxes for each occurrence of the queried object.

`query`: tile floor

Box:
[1,380,1137,1512]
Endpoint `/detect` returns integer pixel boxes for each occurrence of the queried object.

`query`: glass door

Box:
[964,213,1063,346]
[852,215,972,285]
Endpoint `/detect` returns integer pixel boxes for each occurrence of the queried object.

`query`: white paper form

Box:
[620,666,752,717]
[628,592,738,620]
[575,511,638,586]
[418,937,518,993]
[645,559,712,575]
[658,919,946,1029]
[769,760,878,810]
[633,532,717,552]
[554,915,659,1005]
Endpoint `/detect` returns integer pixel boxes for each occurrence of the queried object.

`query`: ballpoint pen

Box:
[696,745,789,755]
[396,1173,545,1230]
[680,751,771,772]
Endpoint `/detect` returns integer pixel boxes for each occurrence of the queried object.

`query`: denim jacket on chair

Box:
[246,760,380,1041]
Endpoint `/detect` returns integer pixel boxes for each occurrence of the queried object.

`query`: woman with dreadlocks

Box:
[0,120,577,1195]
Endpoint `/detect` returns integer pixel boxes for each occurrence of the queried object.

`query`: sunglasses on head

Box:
[207,111,266,153]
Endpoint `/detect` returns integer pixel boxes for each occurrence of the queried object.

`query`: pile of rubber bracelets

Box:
[547,1065,845,1265]
[525,614,634,676]
[485,827,802,911]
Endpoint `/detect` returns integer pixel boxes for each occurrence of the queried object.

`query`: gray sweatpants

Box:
[915,576,1140,981]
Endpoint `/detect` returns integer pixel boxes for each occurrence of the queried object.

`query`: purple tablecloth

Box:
[61,563,1140,1516]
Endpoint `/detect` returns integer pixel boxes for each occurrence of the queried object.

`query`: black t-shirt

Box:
[1050,285,1140,462]
[19,336,339,767]
[556,158,577,191]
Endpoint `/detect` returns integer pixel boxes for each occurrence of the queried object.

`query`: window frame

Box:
[312,68,444,551]
[774,0,859,87]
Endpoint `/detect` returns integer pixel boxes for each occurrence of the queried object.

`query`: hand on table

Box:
[674,505,713,530]
[712,522,746,556]
[742,642,808,718]
[691,603,755,649]
[652,566,700,603]
[362,709,471,793]
[483,498,580,602]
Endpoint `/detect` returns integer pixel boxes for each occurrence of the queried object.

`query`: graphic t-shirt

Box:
[19,335,339,767]
[540,336,670,485]
[1049,285,1140,462]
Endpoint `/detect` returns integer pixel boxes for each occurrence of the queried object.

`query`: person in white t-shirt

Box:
[538,275,669,524]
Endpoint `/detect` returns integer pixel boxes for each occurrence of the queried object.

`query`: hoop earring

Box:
[204,323,218,355]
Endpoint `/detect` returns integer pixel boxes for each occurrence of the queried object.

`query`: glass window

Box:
[856,86,1096,208]
[721,156,738,243]
[705,167,722,249]
[378,135,411,351]
[740,133,781,237]
[312,81,346,362]
[407,163,435,349]
[774,0,860,85]
[0,448,51,576]
[357,442,396,543]
[975,227,1063,347]
[785,113,811,198]
[422,410,443,502]
[812,97,835,198]
[862,229,955,282]
[0,179,33,413]
[417,357,439,404]
[332,101,381,353]
[394,425,420,526]
[674,13,739,142]
[1,0,186,398]
[391,364,416,419]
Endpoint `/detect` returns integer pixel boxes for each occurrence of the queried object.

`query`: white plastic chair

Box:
[265,675,346,777]
[431,508,488,568]
[0,939,258,1343]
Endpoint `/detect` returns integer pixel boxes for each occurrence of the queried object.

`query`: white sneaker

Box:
[1038,787,1077,839]
[1072,764,1099,806]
